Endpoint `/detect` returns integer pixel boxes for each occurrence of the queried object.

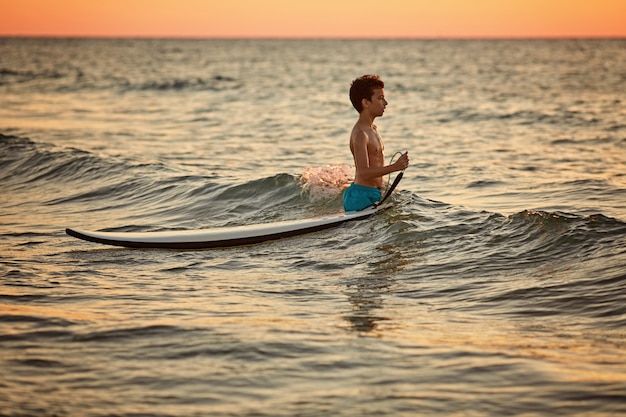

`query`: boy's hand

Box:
[394,151,409,171]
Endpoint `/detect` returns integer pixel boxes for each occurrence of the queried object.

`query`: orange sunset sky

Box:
[1,0,625,38]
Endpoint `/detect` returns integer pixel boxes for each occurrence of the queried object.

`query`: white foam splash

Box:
[300,164,353,202]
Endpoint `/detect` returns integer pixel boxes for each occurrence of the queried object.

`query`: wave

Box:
[0,133,164,191]
[0,134,331,229]
[498,209,625,260]
[435,106,611,128]
[134,75,239,92]
[0,67,65,86]
[404,200,626,264]
[383,191,626,273]
[0,64,241,93]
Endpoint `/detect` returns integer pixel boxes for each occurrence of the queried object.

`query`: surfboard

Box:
[66,203,393,249]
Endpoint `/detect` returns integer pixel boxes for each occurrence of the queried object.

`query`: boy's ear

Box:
[361,98,370,109]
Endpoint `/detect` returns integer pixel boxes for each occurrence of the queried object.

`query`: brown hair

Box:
[349,75,384,113]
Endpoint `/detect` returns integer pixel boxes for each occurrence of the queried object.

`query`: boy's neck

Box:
[358,111,376,126]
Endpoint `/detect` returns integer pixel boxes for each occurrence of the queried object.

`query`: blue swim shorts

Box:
[343,183,382,212]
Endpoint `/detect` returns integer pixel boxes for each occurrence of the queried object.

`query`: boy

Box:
[343,75,409,211]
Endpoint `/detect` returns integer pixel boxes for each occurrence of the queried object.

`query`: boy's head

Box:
[350,75,385,113]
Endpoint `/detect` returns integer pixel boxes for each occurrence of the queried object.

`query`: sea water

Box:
[1,38,625,416]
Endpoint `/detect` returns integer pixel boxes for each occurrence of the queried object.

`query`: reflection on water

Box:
[344,275,391,334]
[344,235,418,335]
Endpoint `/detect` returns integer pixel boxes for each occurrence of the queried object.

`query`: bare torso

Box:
[350,123,385,189]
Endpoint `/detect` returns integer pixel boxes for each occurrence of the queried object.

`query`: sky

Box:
[1,0,625,38]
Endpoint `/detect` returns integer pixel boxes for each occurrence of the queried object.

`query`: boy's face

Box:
[365,88,387,117]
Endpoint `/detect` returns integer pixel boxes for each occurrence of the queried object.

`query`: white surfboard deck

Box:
[66,203,392,249]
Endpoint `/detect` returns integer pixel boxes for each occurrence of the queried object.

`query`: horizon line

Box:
[2,34,625,41]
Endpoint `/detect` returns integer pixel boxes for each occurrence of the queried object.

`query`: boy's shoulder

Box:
[350,122,369,140]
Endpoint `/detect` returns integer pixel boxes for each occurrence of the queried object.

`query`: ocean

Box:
[1,38,625,416]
